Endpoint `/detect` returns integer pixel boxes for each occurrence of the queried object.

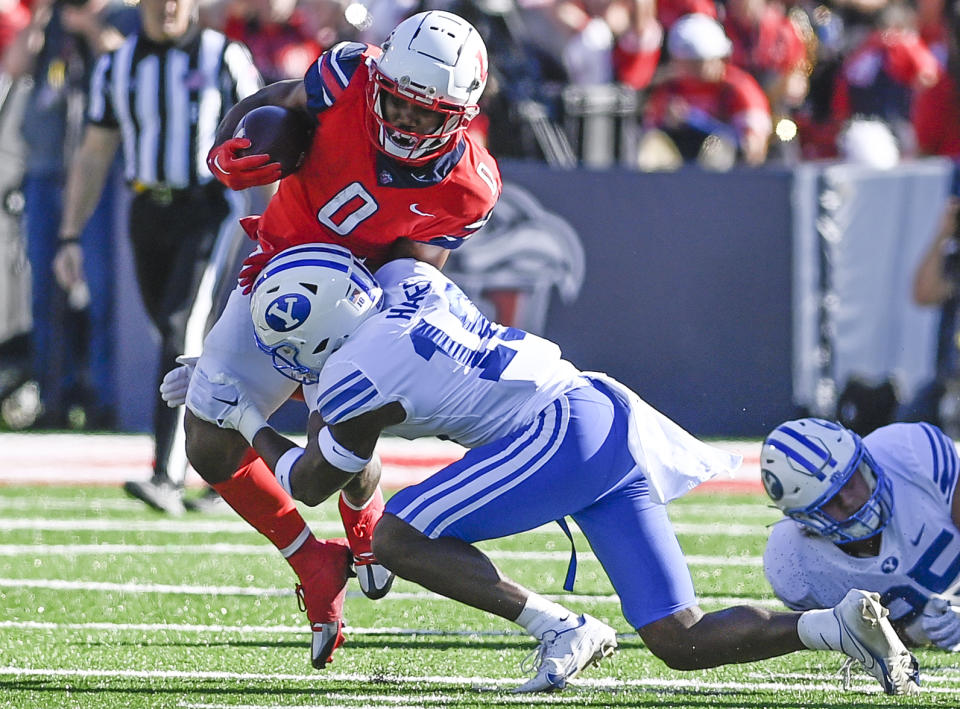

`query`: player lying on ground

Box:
[762,417,960,651]
[172,10,501,669]
[173,244,920,694]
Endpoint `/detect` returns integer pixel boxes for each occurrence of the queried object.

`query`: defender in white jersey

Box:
[183,245,921,694]
[762,418,960,651]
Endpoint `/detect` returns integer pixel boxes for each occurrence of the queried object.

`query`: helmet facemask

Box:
[367,67,478,165]
[761,418,894,545]
[786,448,893,543]
[257,338,320,385]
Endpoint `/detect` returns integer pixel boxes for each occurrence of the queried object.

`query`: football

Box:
[234,105,314,178]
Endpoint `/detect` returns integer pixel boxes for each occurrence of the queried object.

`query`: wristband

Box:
[317,426,370,473]
[58,236,80,247]
[274,446,305,496]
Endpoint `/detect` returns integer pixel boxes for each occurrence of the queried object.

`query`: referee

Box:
[53,0,262,513]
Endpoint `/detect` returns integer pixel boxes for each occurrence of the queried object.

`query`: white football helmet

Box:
[249,244,382,385]
[366,10,488,164]
[760,418,893,543]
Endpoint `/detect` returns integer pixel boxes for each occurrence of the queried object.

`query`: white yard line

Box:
[0,619,529,636]
[1,665,956,695]
[0,542,764,567]
[0,517,767,537]
[0,576,781,608]
[0,494,778,519]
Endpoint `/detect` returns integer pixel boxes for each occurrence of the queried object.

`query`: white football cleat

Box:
[514,614,618,693]
[829,589,920,695]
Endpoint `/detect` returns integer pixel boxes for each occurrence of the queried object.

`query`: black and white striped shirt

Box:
[87,25,261,190]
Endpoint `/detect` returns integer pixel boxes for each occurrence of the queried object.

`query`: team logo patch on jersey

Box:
[761,469,784,501]
[881,556,899,573]
[265,294,311,332]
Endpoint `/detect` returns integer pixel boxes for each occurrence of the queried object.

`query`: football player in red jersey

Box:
[642,13,772,166]
[174,10,501,669]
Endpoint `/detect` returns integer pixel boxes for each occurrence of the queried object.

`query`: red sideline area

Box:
[0,433,763,494]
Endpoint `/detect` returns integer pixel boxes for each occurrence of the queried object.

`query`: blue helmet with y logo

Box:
[760,418,893,543]
[250,244,382,384]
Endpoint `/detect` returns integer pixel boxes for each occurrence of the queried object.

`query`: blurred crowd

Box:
[0,0,956,169]
[0,0,958,432]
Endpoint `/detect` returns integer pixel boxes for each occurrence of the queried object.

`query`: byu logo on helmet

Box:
[761,469,784,501]
[265,294,311,332]
[250,243,383,385]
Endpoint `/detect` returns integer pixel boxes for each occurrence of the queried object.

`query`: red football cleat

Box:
[339,488,395,600]
[291,537,352,668]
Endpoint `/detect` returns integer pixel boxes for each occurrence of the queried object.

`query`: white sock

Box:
[514,593,579,639]
[797,608,838,651]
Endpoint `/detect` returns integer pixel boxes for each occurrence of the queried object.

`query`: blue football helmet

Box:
[249,244,382,384]
[760,418,893,543]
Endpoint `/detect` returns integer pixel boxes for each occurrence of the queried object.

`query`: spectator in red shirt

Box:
[532,0,663,89]
[832,2,940,155]
[641,13,773,166]
[202,0,328,82]
[723,0,811,115]
[912,65,960,157]
[913,3,960,157]
[609,0,663,89]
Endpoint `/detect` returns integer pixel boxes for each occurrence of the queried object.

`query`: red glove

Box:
[238,248,272,294]
[207,137,282,190]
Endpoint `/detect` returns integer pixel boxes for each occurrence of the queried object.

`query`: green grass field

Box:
[1,484,959,708]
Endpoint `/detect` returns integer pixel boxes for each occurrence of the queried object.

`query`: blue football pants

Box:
[385,381,698,629]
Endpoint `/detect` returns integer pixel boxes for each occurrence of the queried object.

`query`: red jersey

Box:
[255,42,502,267]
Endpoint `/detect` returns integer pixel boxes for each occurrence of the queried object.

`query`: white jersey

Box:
[304,259,587,448]
[764,422,960,628]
